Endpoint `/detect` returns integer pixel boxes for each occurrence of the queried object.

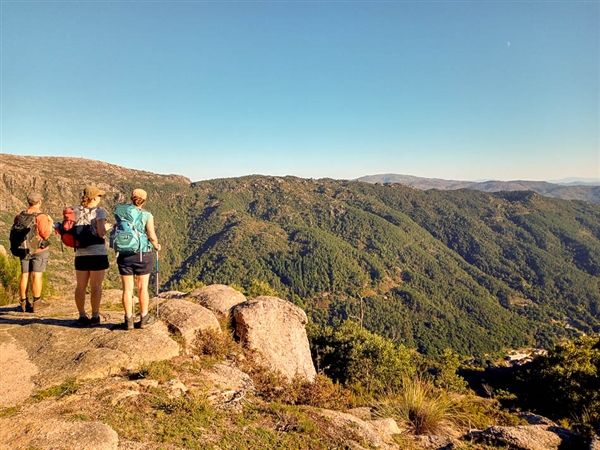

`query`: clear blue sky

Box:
[1,1,598,182]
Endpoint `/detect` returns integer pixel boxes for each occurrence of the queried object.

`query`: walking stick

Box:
[155,250,159,318]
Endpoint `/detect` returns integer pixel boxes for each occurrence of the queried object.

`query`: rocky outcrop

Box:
[590,434,600,450]
[318,409,400,449]
[233,295,316,381]
[476,424,584,450]
[0,296,180,407]
[159,298,221,351]
[0,418,119,450]
[189,284,247,317]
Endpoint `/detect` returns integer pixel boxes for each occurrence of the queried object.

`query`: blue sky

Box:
[1,1,598,182]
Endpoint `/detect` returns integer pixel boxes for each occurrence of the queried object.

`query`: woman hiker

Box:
[113,188,161,330]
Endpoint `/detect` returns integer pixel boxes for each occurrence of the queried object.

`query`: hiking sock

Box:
[79,311,88,318]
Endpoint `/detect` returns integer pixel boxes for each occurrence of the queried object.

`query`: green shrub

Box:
[0,252,21,306]
[309,320,419,395]
[510,335,600,435]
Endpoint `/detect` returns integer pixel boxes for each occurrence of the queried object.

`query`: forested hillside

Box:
[2,155,599,359]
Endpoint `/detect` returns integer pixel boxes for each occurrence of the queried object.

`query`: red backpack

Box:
[55,205,104,249]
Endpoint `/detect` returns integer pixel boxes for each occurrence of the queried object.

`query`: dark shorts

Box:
[21,250,49,273]
[75,255,110,272]
[117,252,154,276]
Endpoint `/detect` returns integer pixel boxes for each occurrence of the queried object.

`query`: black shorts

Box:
[74,255,110,272]
[117,252,154,276]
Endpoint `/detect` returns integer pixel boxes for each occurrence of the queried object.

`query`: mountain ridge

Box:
[357,173,600,204]
[2,154,599,359]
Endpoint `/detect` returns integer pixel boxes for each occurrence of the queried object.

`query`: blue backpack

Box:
[110,204,150,255]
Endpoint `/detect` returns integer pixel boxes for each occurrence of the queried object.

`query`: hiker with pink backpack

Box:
[55,186,111,326]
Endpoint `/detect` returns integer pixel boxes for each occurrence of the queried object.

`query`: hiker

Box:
[113,188,161,330]
[73,186,111,326]
[12,193,53,313]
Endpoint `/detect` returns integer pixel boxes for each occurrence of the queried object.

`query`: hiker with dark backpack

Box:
[111,188,161,331]
[10,192,53,313]
[68,186,111,326]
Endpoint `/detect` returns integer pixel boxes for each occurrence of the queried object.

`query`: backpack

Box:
[9,212,41,257]
[110,204,150,255]
[56,205,104,249]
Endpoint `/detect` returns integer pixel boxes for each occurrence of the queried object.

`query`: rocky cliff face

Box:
[1,154,191,216]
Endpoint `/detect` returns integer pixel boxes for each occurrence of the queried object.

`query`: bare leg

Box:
[89,270,105,316]
[20,272,30,299]
[31,272,43,298]
[121,275,135,317]
[136,274,151,315]
[75,270,90,314]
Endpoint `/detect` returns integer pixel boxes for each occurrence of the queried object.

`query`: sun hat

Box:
[83,186,105,199]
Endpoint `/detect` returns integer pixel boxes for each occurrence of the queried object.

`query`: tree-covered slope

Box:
[171,176,600,358]
[2,155,599,359]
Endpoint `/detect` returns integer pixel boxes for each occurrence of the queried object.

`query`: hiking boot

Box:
[90,314,104,326]
[77,315,91,326]
[19,300,27,312]
[140,313,156,329]
[124,315,134,331]
[25,301,34,313]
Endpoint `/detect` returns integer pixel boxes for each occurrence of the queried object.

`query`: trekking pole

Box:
[155,250,159,318]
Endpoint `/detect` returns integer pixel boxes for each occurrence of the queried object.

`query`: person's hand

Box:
[105,223,113,232]
[155,243,162,251]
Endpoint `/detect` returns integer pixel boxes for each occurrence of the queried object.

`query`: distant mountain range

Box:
[357,174,600,204]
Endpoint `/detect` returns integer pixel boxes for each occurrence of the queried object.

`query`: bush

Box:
[510,335,600,435]
[309,320,420,394]
[0,252,21,306]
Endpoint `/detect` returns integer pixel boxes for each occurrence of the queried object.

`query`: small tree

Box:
[309,320,420,394]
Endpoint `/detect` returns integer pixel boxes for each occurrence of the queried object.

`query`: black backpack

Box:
[9,212,42,258]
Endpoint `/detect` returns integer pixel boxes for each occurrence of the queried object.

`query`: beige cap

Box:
[27,192,43,204]
[132,188,147,200]
[83,186,105,198]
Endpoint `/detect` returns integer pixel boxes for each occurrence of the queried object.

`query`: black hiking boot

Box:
[77,315,91,326]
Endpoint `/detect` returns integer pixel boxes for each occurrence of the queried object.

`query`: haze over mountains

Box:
[357,174,600,204]
[2,154,599,360]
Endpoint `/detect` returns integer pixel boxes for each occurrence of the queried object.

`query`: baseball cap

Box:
[132,188,147,200]
[27,192,43,204]
[83,185,105,199]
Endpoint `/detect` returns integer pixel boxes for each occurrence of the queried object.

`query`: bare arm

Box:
[146,217,161,251]
[96,218,107,237]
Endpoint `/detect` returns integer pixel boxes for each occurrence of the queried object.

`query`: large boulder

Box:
[0,418,118,450]
[159,298,221,351]
[233,296,316,381]
[591,434,600,450]
[189,284,247,317]
[477,425,583,450]
[318,409,399,449]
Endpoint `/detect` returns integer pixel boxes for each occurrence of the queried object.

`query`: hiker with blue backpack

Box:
[111,188,161,331]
